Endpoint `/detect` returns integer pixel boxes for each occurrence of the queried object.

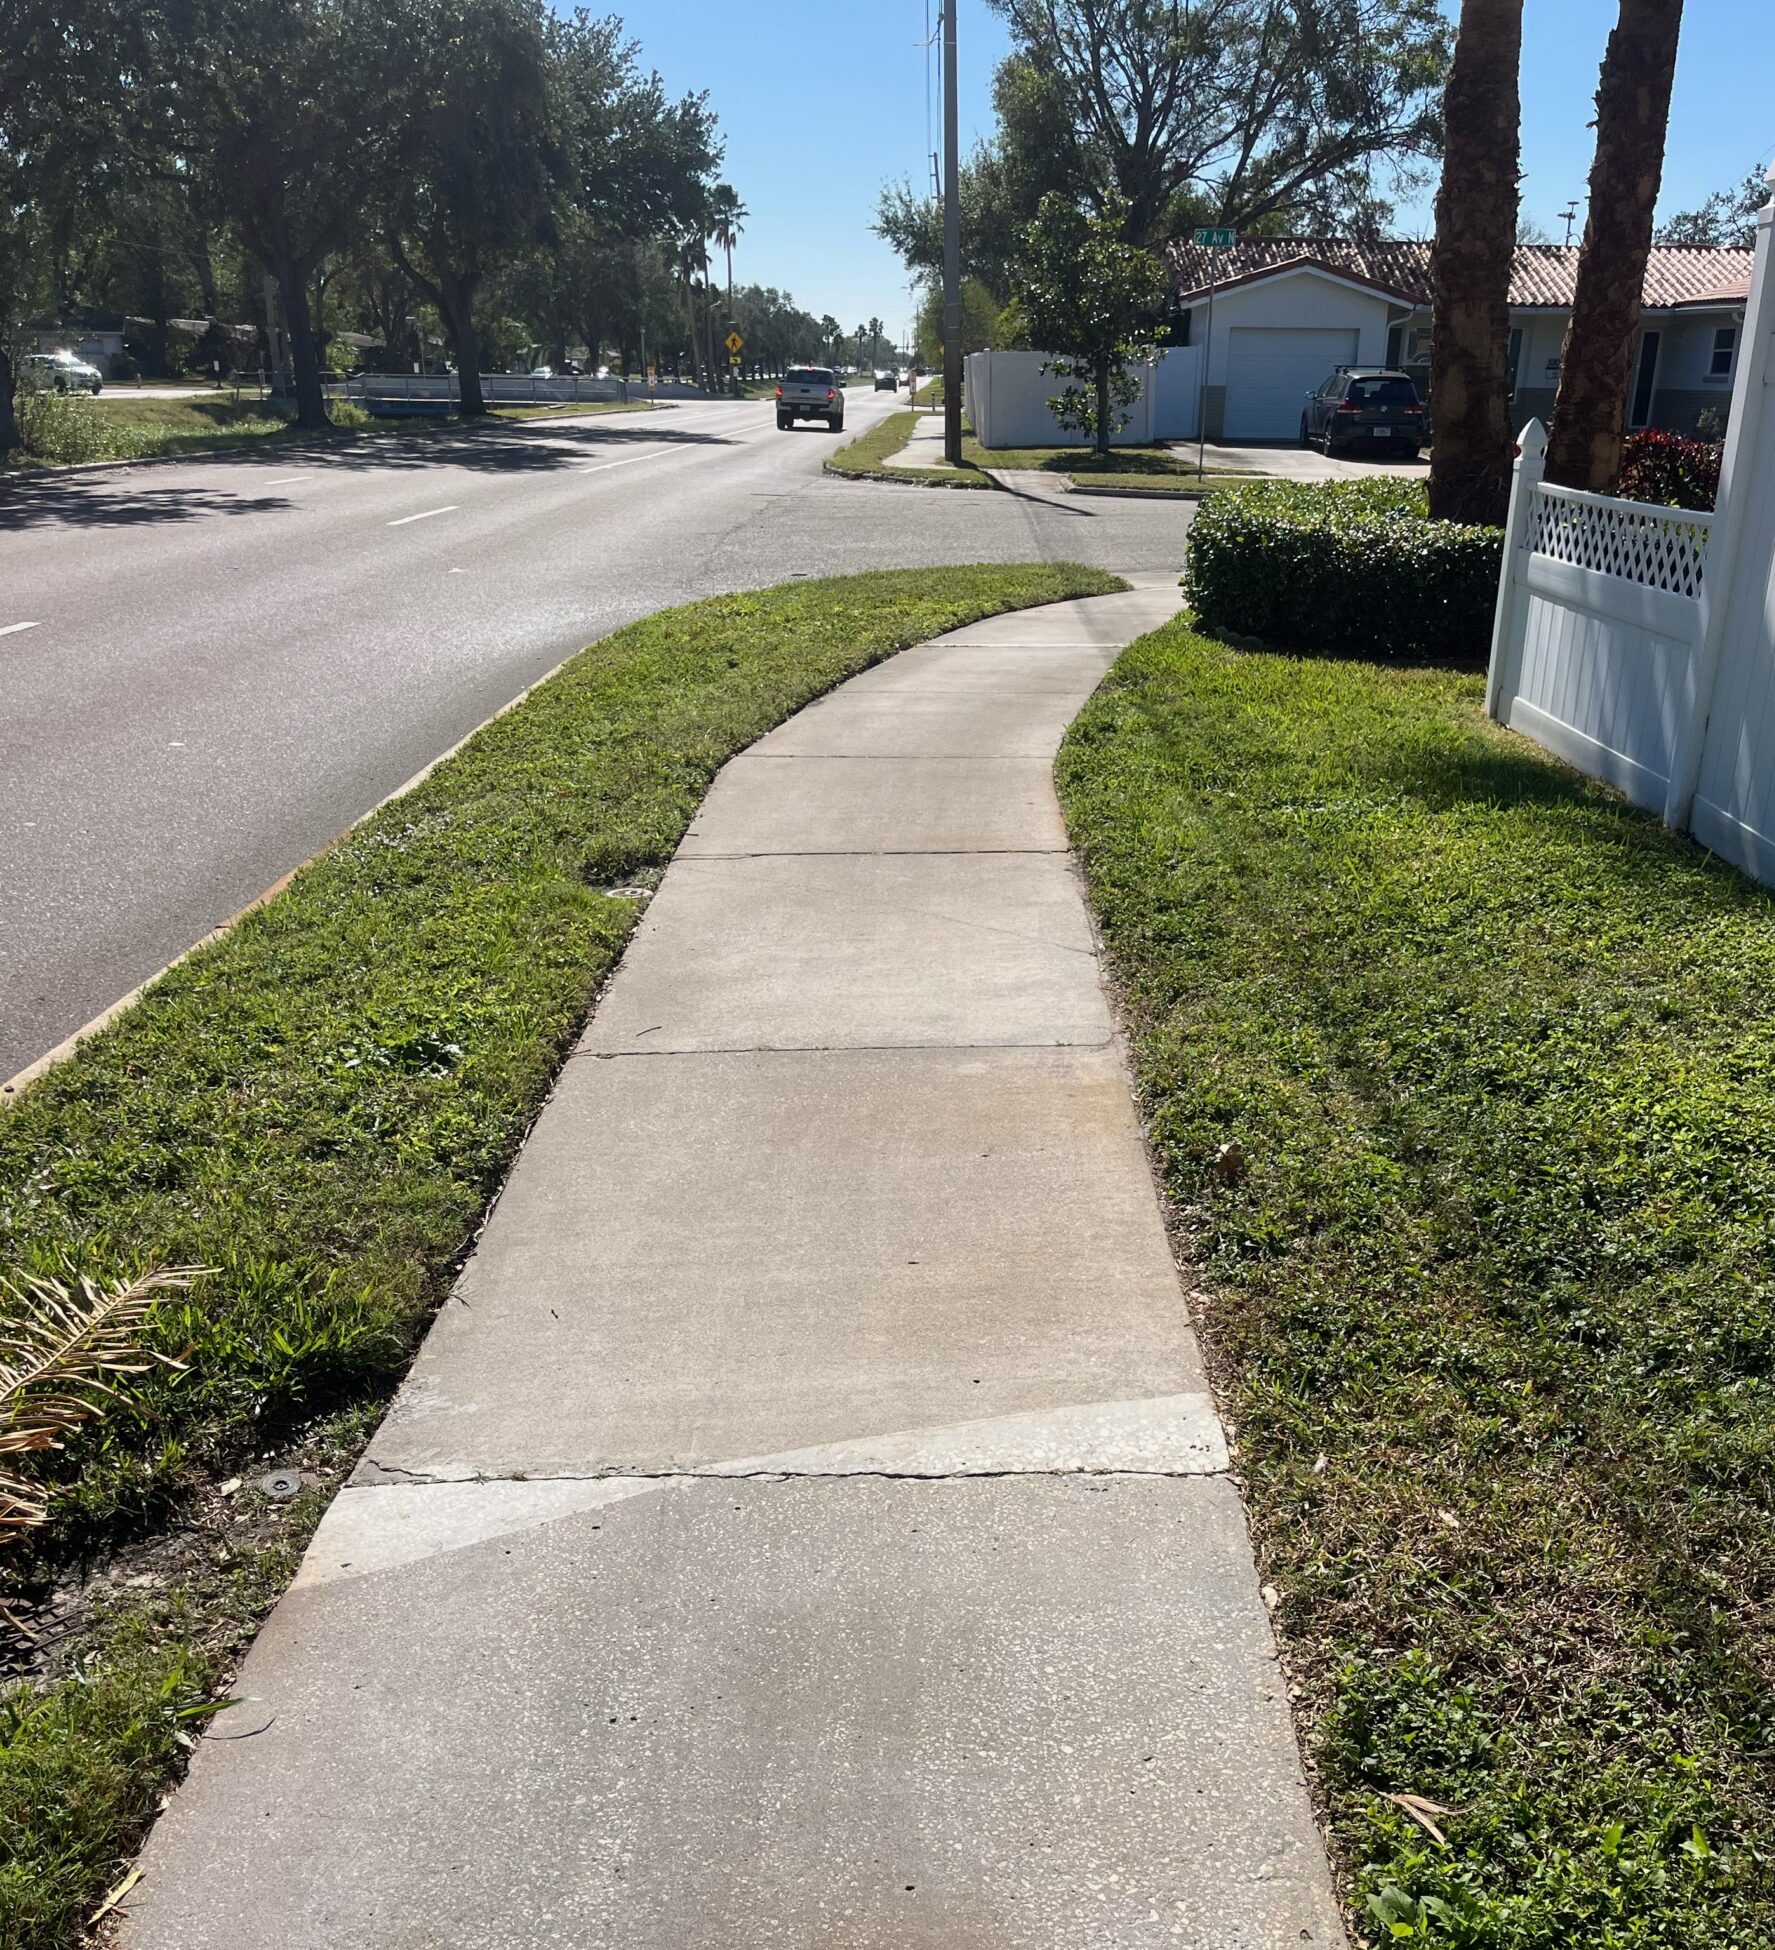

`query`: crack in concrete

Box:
[573,1034,1116,1061]
[352,1462,1233,1489]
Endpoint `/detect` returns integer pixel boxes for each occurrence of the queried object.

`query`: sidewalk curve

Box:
[123,578,1347,1950]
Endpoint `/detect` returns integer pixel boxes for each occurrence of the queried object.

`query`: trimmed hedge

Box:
[1183,479,1504,663]
[1618,428,1721,511]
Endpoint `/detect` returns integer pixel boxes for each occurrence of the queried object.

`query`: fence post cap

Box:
[1517,419,1548,457]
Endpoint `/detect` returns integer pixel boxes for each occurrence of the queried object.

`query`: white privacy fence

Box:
[963,346,1204,448]
[1487,164,1775,888]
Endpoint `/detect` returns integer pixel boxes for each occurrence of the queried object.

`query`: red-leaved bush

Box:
[1617,429,1722,511]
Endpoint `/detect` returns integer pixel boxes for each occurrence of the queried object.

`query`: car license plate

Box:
[1373,426,1392,438]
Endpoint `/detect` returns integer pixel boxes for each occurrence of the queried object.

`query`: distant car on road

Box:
[22,350,104,395]
[1301,367,1425,457]
[873,369,897,391]
[777,366,845,432]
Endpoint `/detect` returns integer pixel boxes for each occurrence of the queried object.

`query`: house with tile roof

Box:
[1165,238,1753,443]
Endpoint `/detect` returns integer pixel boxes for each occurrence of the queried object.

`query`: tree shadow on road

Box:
[0,417,739,529]
[0,486,304,532]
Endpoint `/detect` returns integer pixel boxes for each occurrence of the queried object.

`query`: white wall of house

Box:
[35,327,126,373]
[1175,272,1749,442]
[1183,268,1394,439]
[963,346,1203,448]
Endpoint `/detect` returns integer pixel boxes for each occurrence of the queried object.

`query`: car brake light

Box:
[827,388,835,400]
[1403,403,1422,415]
[775,386,782,398]
[1335,401,1360,413]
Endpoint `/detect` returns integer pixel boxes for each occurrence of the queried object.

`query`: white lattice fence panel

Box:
[1529,483,1714,598]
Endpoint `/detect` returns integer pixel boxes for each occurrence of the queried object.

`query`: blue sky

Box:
[623,1,1773,335]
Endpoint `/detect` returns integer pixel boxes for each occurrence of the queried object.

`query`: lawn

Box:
[8,394,299,465]
[0,563,1123,1950]
[825,408,996,488]
[825,411,1256,495]
[1057,622,1775,1946]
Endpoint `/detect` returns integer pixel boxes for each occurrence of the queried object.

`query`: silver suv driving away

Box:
[776,366,844,432]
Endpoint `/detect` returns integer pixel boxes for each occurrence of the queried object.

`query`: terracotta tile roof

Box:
[1166,237,1755,312]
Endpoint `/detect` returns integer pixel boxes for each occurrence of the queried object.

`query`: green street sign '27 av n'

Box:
[1193,227,1237,248]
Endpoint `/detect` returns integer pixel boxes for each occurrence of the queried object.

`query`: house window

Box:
[1507,328,1523,389]
[1385,326,1402,367]
[1709,326,1737,379]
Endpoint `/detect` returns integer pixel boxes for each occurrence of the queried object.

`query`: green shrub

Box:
[1183,479,1504,663]
[15,394,115,465]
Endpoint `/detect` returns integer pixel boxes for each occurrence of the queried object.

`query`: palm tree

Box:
[1546,0,1686,491]
[709,183,746,307]
[673,234,706,388]
[1427,0,1524,526]
[708,183,747,392]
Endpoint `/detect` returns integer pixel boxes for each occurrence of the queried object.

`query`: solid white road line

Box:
[572,448,673,474]
[263,473,318,488]
[0,621,42,638]
[387,505,460,527]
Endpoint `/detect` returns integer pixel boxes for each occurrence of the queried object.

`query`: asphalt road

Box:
[0,390,1192,1081]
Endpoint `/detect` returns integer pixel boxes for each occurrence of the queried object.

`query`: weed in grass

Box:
[1058,623,1775,1945]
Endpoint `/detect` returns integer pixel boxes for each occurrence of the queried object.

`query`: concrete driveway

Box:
[1179,439,1429,482]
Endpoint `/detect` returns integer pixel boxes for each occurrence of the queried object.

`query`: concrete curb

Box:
[821,460,998,491]
[0,626,604,1105]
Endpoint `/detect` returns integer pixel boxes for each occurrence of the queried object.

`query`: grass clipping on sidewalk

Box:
[0,563,1120,1950]
[1058,622,1775,1946]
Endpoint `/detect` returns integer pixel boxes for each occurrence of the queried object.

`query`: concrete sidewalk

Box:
[124,581,1347,1950]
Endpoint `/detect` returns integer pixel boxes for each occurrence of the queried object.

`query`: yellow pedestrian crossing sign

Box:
[724,331,745,354]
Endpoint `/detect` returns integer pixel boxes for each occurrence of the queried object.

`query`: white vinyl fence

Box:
[1487,164,1775,887]
[337,372,712,406]
[963,346,1204,448]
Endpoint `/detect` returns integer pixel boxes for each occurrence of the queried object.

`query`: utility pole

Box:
[941,0,962,465]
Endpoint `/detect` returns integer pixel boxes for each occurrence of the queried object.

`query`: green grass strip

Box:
[824,408,996,488]
[0,564,1120,1950]
[1058,622,1775,1946]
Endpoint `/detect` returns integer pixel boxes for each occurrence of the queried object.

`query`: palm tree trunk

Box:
[1546,0,1685,491]
[1427,0,1523,525]
[702,245,716,394]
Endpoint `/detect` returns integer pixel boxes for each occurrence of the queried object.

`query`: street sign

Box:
[1193,227,1237,248]
[724,331,744,354]
[728,354,741,367]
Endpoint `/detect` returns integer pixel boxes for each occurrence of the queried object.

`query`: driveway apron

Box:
[123,578,1348,1950]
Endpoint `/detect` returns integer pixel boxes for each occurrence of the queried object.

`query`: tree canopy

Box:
[877,0,1452,301]
[1014,192,1166,453]
[2,4,868,446]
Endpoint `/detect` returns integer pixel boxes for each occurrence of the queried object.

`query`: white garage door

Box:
[1224,327,1359,439]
